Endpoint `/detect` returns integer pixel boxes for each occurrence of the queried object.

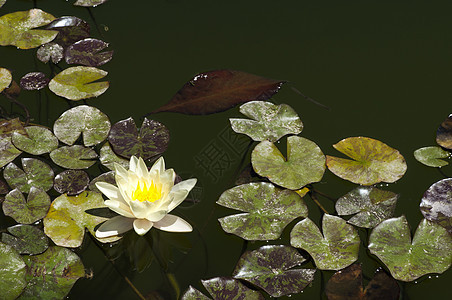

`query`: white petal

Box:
[114,163,129,181]
[95,216,134,238]
[95,182,127,205]
[105,200,134,218]
[133,219,153,235]
[129,156,139,172]
[150,157,165,175]
[159,168,175,186]
[129,199,155,219]
[153,214,192,232]
[136,157,149,179]
[145,209,168,222]
[167,178,197,211]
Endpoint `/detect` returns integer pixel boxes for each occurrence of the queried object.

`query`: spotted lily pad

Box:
[436,114,452,150]
[217,182,308,240]
[48,66,109,100]
[50,145,98,169]
[19,72,49,91]
[108,117,170,159]
[53,105,110,146]
[0,134,22,168]
[0,242,27,300]
[11,126,58,155]
[230,101,303,142]
[37,42,64,64]
[54,170,90,195]
[20,246,85,299]
[43,191,121,247]
[251,136,326,189]
[326,137,407,185]
[232,245,315,297]
[420,178,452,233]
[3,158,54,193]
[99,142,129,170]
[45,16,90,49]
[0,67,12,92]
[181,286,211,300]
[290,214,360,270]
[65,38,113,66]
[414,146,450,167]
[335,187,398,228]
[88,171,115,193]
[0,9,58,49]
[2,224,48,255]
[2,187,50,224]
[368,216,452,281]
[74,0,109,7]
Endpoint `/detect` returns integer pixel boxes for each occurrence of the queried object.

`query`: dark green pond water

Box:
[1,0,451,299]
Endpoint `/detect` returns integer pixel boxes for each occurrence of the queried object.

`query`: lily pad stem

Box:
[309,191,329,214]
[2,91,30,125]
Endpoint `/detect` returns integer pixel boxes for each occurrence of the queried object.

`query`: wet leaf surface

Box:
[232,245,315,297]
[12,125,58,155]
[74,0,109,7]
[251,136,326,189]
[99,142,129,170]
[217,182,308,240]
[326,137,407,185]
[368,216,452,281]
[0,9,58,49]
[19,72,49,91]
[43,191,120,247]
[46,16,90,48]
[53,105,110,146]
[335,186,398,228]
[2,187,50,224]
[0,118,26,135]
[20,246,85,299]
[36,42,64,63]
[181,286,211,300]
[1,224,48,255]
[414,146,450,167]
[54,170,90,195]
[290,214,360,270]
[48,66,109,100]
[436,114,452,150]
[420,178,452,233]
[230,101,303,142]
[108,117,169,159]
[88,171,115,193]
[0,0,5,8]
[50,145,98,169]
[201,277,264,300]
[0,67,12,92]
[0,242,27,300]
[3,158,54,193]
[0,134,22,168]
[151,70,284,115]
[65,38,113,66]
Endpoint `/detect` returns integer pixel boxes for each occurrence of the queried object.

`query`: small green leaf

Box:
[11,126,58,155]
[3,158,54,193]
[0,242,27,300]
[0,134,21,168]
[251,136,325,189]
[414,146,450,167]
[50,145,98,169]
[368,216,452,281]
[0,67,12,92]
[74,0,109,7]
[54,170,90,195]
[420,178,452,233]
[230,101,303,142]
[232,245,315,297]
[53,105,110,146]
[99,141,129,170]
[290,214,360,270]
[181,286,211,300]
[48,66,109,100]
[1,224,48,255]
[2,187,50,224]
[201,277,264,300]
[326,137,407,185]
[436,114,452,150]
[217,182,308,240]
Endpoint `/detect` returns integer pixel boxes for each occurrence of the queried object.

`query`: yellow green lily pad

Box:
[414,146,450,167]
[0,67,12,92]
[0,242,27,300]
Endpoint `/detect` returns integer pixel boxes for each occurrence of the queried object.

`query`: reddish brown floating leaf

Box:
[150,70,285,115]
[436,114,452,150]
[20,72,50,91]
[65,38,113,67]
[46,16,90,48]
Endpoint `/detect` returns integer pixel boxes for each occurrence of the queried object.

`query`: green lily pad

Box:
[43,191,121,247]
[230,101,303,142]
[19,246,85,300]
[11,126,58,155]
[181,286,211,300]
[54,170,90,195]
[251,136,326,189]
[368,216,452,282]
[186,277,264,300]
[48,66,109,100]
[108,117,170,159]
[217,182,308,240]
[0,0,6,8]
[335,187,398,228]
[232,245,315,297]
[0,67,12,92]
[2,187,50,224]
[99,141,129,170]
[414,146,450,167]
[420,178,452,233]
[290,214,360,270]
[0,242,27,300]
[88,171,115,193]
[53,105,110,146]
[50,145,98,169]
[436,114,452,150]
[74,0,109,7]
[37,42,64,64]
[326,137,407,185]
[2,224,48,255]
[3,158,54,193]
[0,9,58,49]
[0,135,22,168]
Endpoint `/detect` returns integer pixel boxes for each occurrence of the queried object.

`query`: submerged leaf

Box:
[326,137,407,185]
[232,245,315,297]
[19,72,49,91]
[0,67,12,92]
[0,242,27,300]
[290,214,360,270]
[2,187,50,224]
[37,42,64,63]
[3,158,54,193]
[48,66,109,100]
[368,216,452,281]
[436,114,452,150]
[46,16,90,48]
[99,142,129,170]
[217,182,308,240]
[50,145,97,169]
[11,126,58,155]
[151,70,284,115]
[202,277,264,300]
[251,136,325,189]
[2,224,48,255]
[54,170,90,195]
[65,38,113,66]
[420,178,452,233]
[74,0,109,7]
[414,146,450,167]
[0,9,58,49]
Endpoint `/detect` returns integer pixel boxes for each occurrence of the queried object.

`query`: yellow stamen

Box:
[132,181,161,202]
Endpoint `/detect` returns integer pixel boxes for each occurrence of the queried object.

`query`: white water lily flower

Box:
[95,156,196,238]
